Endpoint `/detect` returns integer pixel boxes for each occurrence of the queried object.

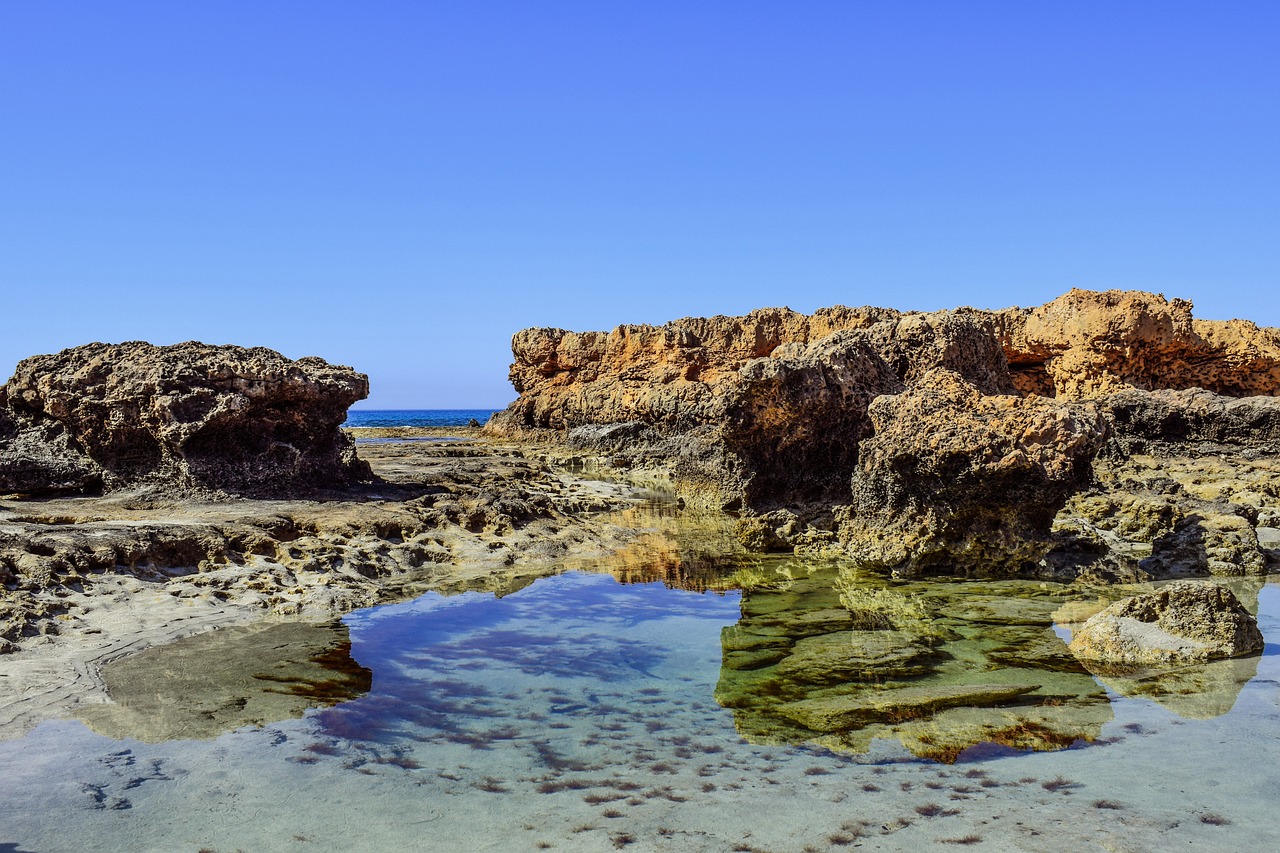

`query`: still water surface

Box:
[2,510,1279,852]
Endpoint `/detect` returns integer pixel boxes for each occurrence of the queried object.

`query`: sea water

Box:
[343,410,500,428]
[2,519,1280,851]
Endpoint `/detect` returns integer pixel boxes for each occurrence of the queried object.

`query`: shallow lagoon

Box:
[3,512,1280,852]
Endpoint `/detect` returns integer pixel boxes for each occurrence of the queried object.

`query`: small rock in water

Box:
[1068,580,1263,666]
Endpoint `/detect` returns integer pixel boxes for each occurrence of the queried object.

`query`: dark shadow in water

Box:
[77,621,371,742]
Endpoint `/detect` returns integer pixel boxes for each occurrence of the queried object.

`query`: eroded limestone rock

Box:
[997,288,1280,398]
[838,369,1108,574]
[0,341,370,495]
[492,289,1280,573]
[1068,580,1263,665]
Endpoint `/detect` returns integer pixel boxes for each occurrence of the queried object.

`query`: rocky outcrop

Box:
[837,370,1109,574]
[997,289,1280,399]
[492,289,1280,574]
[1068,581,1264,665]
[1102,387,1280,449]
[0,341,370,496]
[491,307,1021,510]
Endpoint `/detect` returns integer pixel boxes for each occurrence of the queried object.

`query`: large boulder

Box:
[839,369,1109,574]
[0,341,370,495]
[1068,580,1264,665]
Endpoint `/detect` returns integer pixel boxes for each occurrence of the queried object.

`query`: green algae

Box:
[714,562,1120,761]
[77,621,372,742]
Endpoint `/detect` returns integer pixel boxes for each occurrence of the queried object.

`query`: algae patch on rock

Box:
[77,621,371,742]
[713,564,1116,761]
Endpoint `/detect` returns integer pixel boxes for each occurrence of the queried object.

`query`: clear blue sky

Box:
[2,2,1276,408]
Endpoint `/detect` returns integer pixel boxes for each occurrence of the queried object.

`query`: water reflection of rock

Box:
[714,565,1115,762]
[565,500,749,592]
[1054,575,1265,718]
[77,621,371,742]
[1083,656,1260,720]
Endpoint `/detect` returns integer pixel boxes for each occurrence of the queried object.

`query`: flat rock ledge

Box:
[1068,580,1264,666]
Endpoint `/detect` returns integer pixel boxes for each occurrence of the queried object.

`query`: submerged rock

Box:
[76,621,371,742]
[1068,580,1264,665]
[772,630,936,684]
[0,341,370,496]
[715,565,1115,760]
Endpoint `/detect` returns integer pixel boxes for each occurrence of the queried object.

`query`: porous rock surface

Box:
[996,288,1280,399]
[838,369,1108,573]
[491,288,1280,575]
[1068,580,1264,665]
[0,341,370,496]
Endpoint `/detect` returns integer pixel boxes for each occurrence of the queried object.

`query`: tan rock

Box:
[1068,580,1263,665]
[1,341,370,495]
[840,369,1108,573]
[997,288,1280,399]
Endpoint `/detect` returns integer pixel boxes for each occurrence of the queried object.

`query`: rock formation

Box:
[996,288,1280,398]
[0,341,370,496]
[1068,581,1264,665]
[491,288,1280,576]
[838,369,1108,574]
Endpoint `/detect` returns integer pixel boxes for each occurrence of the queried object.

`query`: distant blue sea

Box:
[343,409,500,428]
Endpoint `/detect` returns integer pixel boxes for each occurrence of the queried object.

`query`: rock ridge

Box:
[490,289,1280,576]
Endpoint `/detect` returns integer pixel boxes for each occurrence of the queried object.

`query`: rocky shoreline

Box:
[3,289,1279,737]
[0,434,659,737]
[489,289,1280,584]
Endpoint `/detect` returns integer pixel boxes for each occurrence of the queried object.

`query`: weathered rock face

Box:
[720,335,902,506]
[492,306,1022,509]
[997,289,1280,399]
[839,369,1109,574]
[497,306,896,432]
[0,341,370,495]
[0,400,104,494]
[1103,387,1280,448]
[492,288,1280,573]
[1068,581,1264,665]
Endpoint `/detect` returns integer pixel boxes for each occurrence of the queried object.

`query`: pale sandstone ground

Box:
[0,434,655,738]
